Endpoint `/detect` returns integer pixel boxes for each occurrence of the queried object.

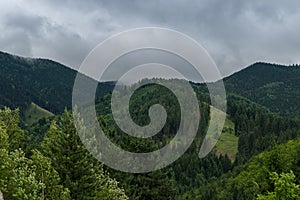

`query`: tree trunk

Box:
[0,191,3,200]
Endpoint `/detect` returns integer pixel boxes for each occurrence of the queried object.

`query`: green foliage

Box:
[257,171,300,200]
[0,122,8,149]
[41,110,128,200]
[96,173,129,200]
[96,83,233,199]
[0,108,28,151]
[0,148,70,200]
[2,149,42,200]
[206,138,300,199]
[98,107,177,199]
[3,50,300,199]
[0,108,70,200]
[0,108,127,199]
[30,150,70,200]
[0,51,114,120]
[215,117,238,161]
[226,97,300,165]
[23,102,54,126]
[225,62,300,118]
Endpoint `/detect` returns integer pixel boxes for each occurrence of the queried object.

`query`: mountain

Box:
[0,51,75,112]
[0,51,114,124]
[1,51,300,199]
[2,50,300,128]
[202,137,300,199]
[2,50,300,118]
[224,62,300,118]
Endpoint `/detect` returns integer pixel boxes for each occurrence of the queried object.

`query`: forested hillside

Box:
[0,108,128,200]
[0,51,114,125]
[0,51,76,113]
[224,62,300,118]
[202,138,300,199]
[1,51,300,199]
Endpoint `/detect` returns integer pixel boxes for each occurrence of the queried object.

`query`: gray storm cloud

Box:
[0,0,299,77]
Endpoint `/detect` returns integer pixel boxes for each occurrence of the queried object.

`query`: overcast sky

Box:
[0,0,300,77]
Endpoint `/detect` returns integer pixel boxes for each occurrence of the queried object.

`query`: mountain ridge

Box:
[1,50,300,120]
[0,50,114,125]
[224,62,300,118]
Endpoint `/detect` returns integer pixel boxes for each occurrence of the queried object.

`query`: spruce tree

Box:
[41,110,127,200]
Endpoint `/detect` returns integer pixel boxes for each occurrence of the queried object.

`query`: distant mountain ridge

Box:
[224,62,300,118]
[0,51,114,117]
[1,51,300,121]
[0,51,76,112]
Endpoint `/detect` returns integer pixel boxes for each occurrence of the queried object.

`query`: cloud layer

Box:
[0,0,300,76]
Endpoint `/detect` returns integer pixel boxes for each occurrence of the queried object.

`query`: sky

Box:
[0,0,300,77]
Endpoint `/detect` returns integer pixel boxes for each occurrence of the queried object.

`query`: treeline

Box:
[224,62,300,118]
[0,51,114,120]
[96,82,233,199]
[227,95,300,165]
[0,108,128,200]
[2,75,300,199]
[0,81,234,200]
[200,138,300,199]
[197,95,300,199]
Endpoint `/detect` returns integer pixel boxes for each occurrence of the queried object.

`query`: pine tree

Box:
[0,108,28,151]
[257,171,300,200]
[0,108,70,200]
[41,110,128,200]
[30,150,70,200]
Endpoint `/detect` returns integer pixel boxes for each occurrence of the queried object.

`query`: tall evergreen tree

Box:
[0,108,70,200]
[41,110,128,200]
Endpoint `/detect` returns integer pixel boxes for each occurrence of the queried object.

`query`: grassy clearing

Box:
[23,102,54,126]
[207,105,238,161]
[215,117,238,161]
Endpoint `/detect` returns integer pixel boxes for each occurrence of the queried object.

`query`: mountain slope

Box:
[2,51,300,199]
[0,51,114,116]
[224,62,300,118]
[206,138,300,199]
[0,51,75,112]
[2,50,300,124]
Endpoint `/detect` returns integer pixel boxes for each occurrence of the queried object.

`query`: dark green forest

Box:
[0,51,300,199]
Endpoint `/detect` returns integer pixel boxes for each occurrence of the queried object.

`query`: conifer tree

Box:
[41,110,128,200]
